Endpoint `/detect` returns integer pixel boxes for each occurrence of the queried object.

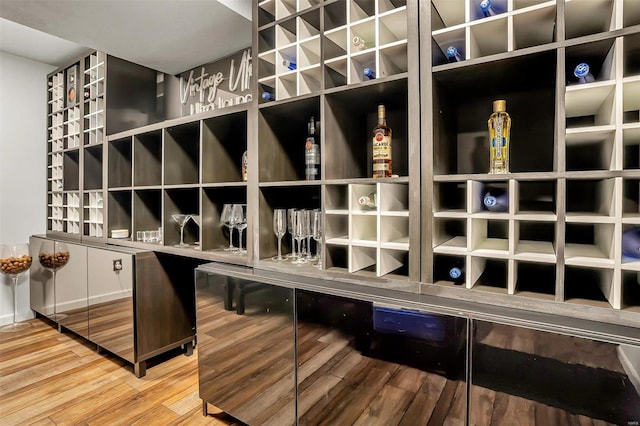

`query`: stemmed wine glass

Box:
[221,204,236,251]
[287,209,297,258]
[0,244,33,332]
[312,211,323,269]
[272,209,287,261]
[292,210,308,265]
[171,214,192,247]
[303,209,313,261]
[232,204,247,255]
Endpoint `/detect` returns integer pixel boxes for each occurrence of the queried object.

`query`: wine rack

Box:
[104,106,249,264]
[254,0,420,284]
[258,0,409,101]
[425,0,640,324]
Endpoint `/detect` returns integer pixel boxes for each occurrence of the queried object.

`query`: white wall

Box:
[0,52,55,324]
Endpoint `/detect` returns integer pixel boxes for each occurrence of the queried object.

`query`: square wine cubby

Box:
[258,96,320,182]
[433,51,556,176]
[564,266,615,309]
[514,261,556,300]
[258,185,321,262]
[621,271,640,311]
[433,217,467,254]
[202,111,247,184]
[163,121,200,186]
[201,186,247,254]
[324,78,408,179]
[133,189,162,242]
[108,137,132,189]
[163,188,199,247]
[133,130,162,187]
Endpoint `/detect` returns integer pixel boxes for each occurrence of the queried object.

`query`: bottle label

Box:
[373,132,391,160]
[242,152,248,181]
[305,138,319,179]
[483,195,496,207]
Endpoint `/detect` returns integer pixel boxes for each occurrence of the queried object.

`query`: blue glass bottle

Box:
[622,228,640,260]
[482,187,508,212]
[449,264,465,285]
[363,67,376,79]
[480,0,499,17]
[446,46,463,62]
[262,91,275,101]
[283,59,296,70]
[574,63,595,84]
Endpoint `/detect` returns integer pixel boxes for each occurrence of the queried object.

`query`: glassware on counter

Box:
[312,211,323,269]
[232,204,247,255]
[221,205,236,251]
[171,214,192,247]
[272,209,287,261]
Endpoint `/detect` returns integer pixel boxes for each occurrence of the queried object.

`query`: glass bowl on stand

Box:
[0,243,33,332]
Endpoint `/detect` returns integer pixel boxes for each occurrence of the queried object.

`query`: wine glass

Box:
[171,214,192,247]
[0,243,33,332]
[191,214,201,250]
[291,210,307,265]
[287,208,298,258]
[312,211,323,269]
[303,209,313,261]
[221,204,236,251]
[38,242,70,321]
[272,209,287,261]
[232,204,247,255]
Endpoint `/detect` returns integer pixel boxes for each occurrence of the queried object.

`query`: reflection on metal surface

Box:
[29,237,55,319]
[470,321,640,425]
[196,272,296,425]
[296,291,468,425]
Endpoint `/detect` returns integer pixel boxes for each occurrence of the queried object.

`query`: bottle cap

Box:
[446,46,458,58]
[480,0,491,11]
[574,63,590,78]
[378,104,385,116]
[483,195,497,207]
[493,99,506,112]
[449,267,462,279]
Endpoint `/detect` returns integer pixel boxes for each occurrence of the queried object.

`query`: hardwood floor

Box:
[0,318,237,426]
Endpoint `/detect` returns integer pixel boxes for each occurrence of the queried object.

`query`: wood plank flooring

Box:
[0,318,237,426]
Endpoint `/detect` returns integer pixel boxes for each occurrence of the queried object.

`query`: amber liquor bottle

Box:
[372,104,392,178]
[305,117,320,180]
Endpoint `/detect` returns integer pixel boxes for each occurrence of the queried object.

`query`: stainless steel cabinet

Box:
[30,236,199,377]
[195,264,640,425]
[195,270,296,425]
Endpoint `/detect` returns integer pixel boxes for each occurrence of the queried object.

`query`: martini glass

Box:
[0,244,33,332]
[191,214,201,250]
[171,214,192,247]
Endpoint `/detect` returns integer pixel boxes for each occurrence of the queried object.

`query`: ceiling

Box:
[0,0,252,75]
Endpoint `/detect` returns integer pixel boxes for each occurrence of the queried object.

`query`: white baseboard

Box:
[0,310,35,326]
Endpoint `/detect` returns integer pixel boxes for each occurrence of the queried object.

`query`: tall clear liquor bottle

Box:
[305,117,320,180]
[372,105,392,178]
[488,100,511,174]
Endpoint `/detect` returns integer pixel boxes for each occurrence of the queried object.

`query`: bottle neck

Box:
[377,117,386,126]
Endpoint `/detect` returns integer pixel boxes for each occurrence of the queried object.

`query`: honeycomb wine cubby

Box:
[43,0,640,327]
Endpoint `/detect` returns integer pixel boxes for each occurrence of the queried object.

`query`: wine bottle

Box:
[482,187,508,212]
[305,117,320,180]
[574,63,595,84]
[353,35,367,51]
[480,0,499,17]
[446,46,463,62]
[364,67,376,80]
[283,59,296,70]
[262,91,275,101]
[372,104,393,178]
[448,262,465,285]
[242,151,248,182]
[488,100,511,174]
[358,192,377,209]
[622,228,640,259]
